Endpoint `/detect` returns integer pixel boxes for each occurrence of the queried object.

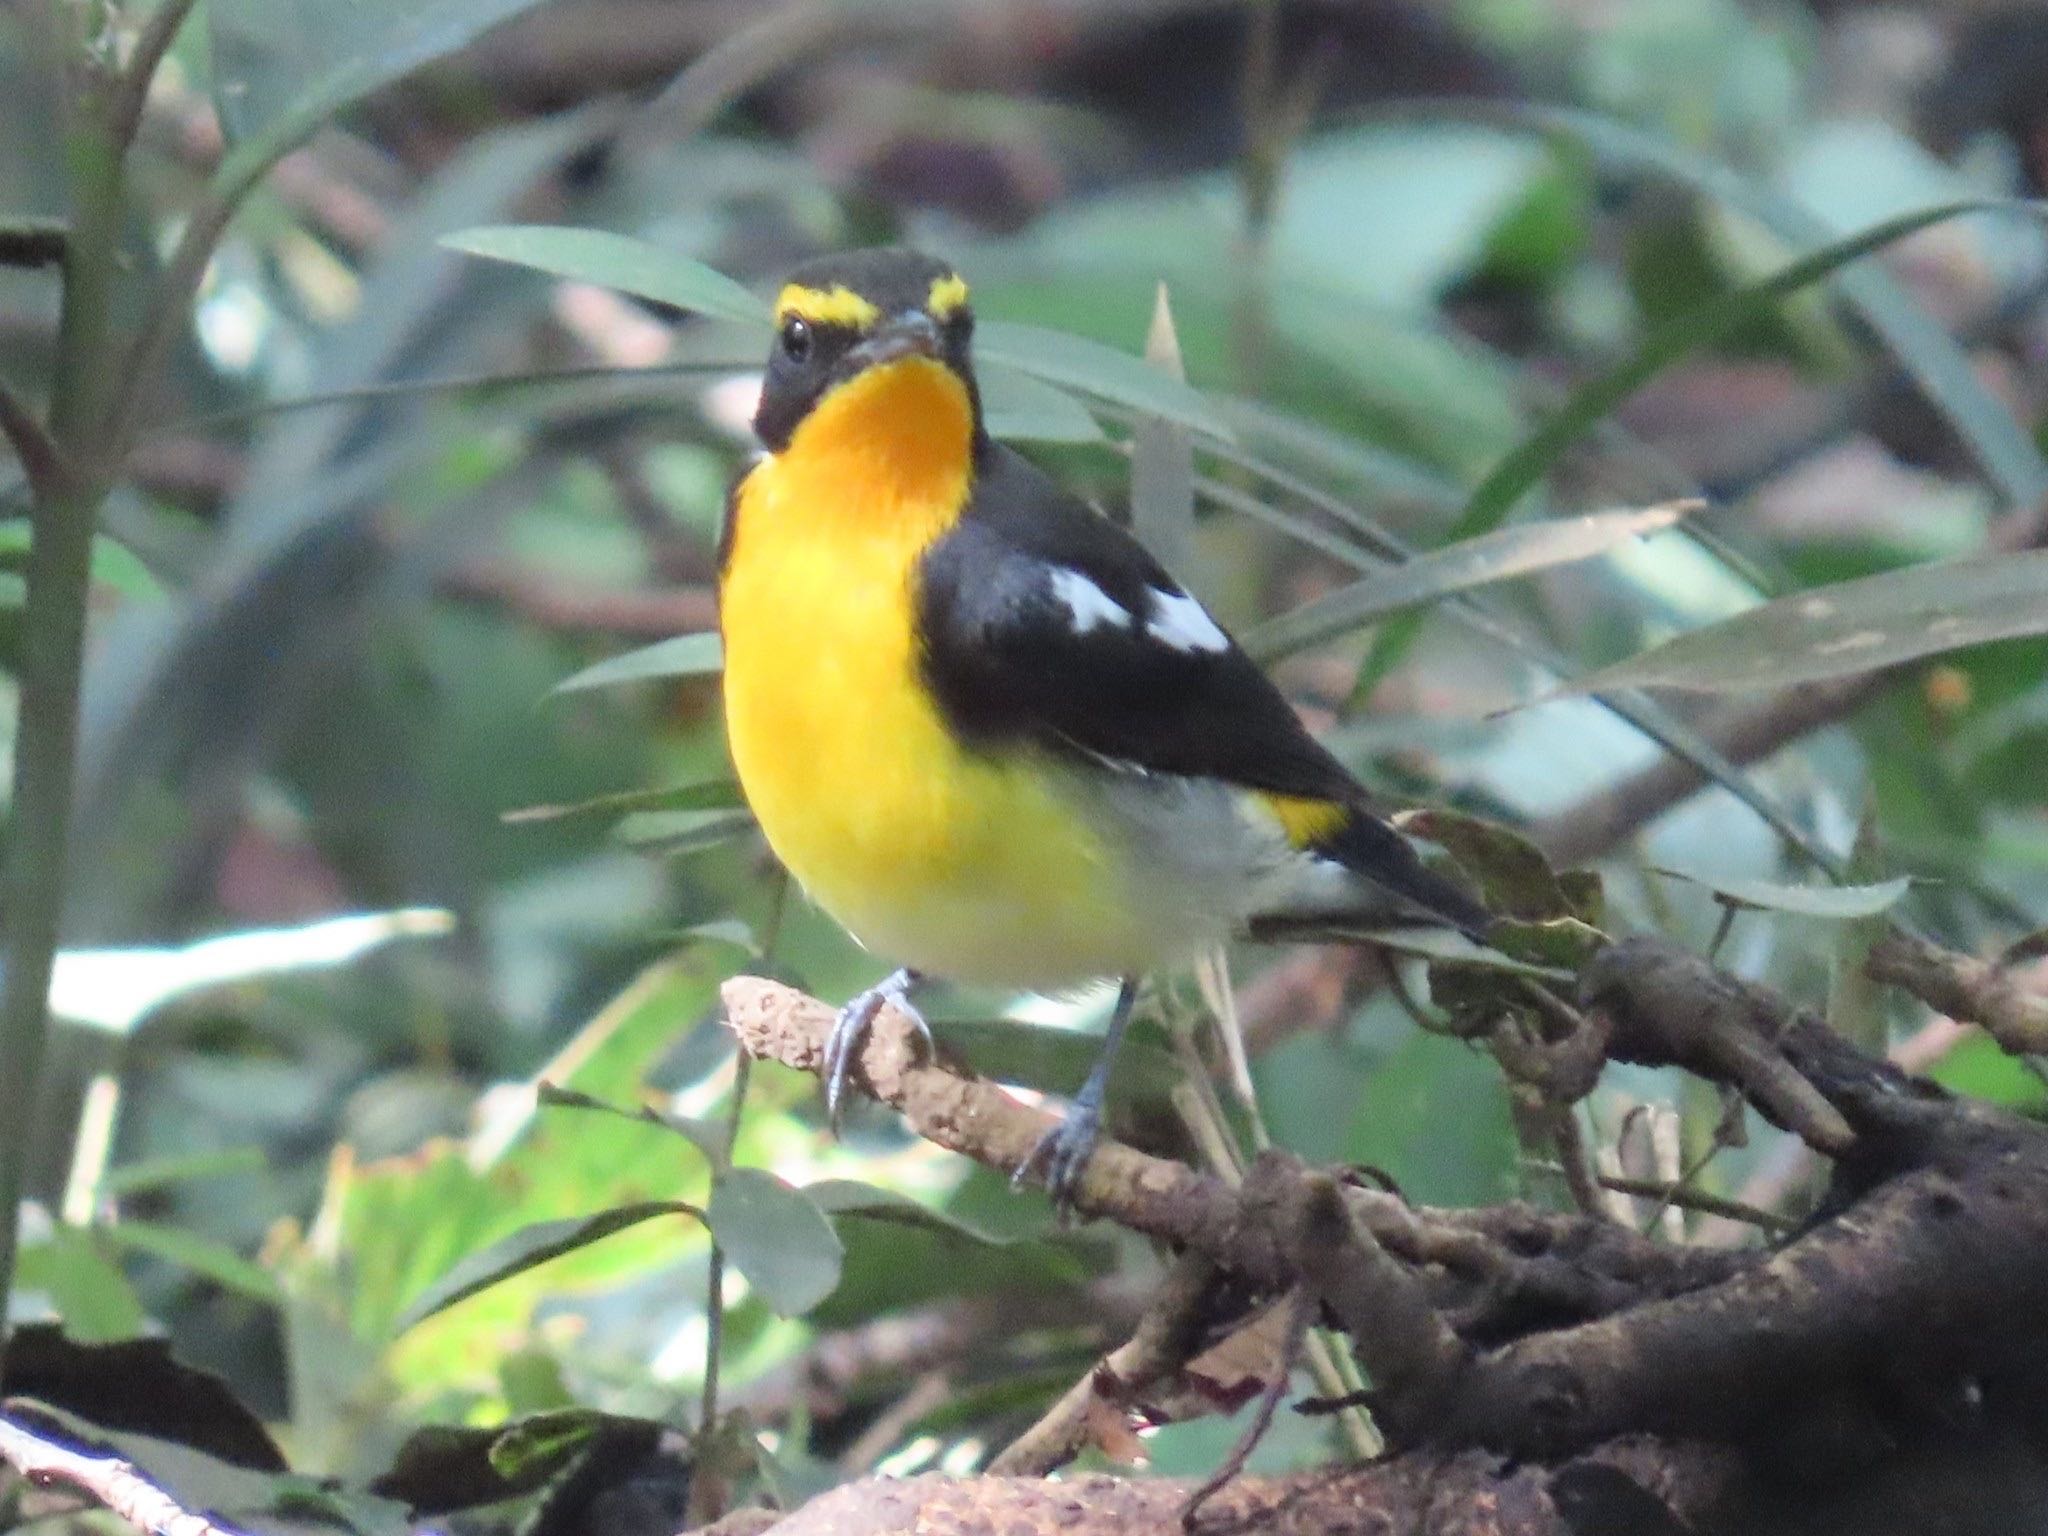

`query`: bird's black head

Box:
[752,248,980,452]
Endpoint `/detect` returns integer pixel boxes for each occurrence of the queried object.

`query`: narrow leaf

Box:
[612,809,757,856]
[103,1221,280,1303]
[395,1202,703,1332]
[1519,106,2048,513]
[488,1411,604,1480]
[100,1147,268,1198]
[707,1168,843,1317]
[978,364,1105,444]
[977,320,1234,442]
[801,1179,1011,1246]
[1362,196,2046,688]
[553,632,722,693]
[503,779,745,825]
[443,226,768,327]
[1564,548,2048,694]
[536,1084,725,1165]
[1245,501,1692,661]
[211,0,557,164]
[1129,283,1196,575]
[1656,869,1912,919]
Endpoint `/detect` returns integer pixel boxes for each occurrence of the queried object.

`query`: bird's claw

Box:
[1012,1099,1101,1220]
[822,969,931,1131]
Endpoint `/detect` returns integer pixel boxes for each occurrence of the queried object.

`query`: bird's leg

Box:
[1014,977,1138,1216]
[823,966,931,1130]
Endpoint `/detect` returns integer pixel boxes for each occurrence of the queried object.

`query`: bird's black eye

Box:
[779,315,813,363]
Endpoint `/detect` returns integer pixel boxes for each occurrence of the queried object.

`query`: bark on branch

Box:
[723,936,2048,1532]
[0,1404,250,1536]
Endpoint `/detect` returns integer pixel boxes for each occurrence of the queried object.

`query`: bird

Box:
[717,247,1491,1207]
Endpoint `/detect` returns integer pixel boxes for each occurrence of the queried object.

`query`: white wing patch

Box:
[1145,588,1230,653]
[1045,568,1231,654]
[1048,569,1134,634]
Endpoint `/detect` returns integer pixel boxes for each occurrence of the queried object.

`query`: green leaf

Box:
[1397,808,1574,923]
[978,364,1106,444]
[612,808,757,856]
[488,1410,604,1480]
[99,1147,268,1198]
[932,1016,1181,1101]
[1519,107,2048,514]
[1564,549,2048,694]
[801,1179,1012,1246]
[1129,283,1196,575]
[395,1202,703,1333]
[210,0,558,168]
[441,226,768,326]
[0,526,168,603]
[977,319,1234,443]
[552,632,723,693]
[1361,196,2046,690]
[1929,1032,2047,1110]
[102,1221,280,1304]
[1245,501,1692,662]
[707,1168,843,1318]
[15,1231,147,1341]
[1360,929,1573,981]
[503,778,746,825]
[1655,869,1912,919]
[536,1084,726,1166]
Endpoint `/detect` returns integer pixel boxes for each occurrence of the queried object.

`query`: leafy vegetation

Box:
[4,2,2048,1532]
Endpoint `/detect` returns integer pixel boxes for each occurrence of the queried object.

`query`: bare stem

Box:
[0,63,127,1354]
[108,0,202,148]
[700,1052,753,1437]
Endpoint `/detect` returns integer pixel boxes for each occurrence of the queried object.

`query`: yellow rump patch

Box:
[926,272,971,318]
[1259,793,1350,849]
[776,282,881,329]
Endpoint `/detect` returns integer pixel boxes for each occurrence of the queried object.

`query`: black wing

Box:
[916,444,1492,938]
[916,442,1359,801]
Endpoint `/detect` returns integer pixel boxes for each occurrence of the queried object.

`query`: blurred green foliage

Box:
[5,0,2048,1527]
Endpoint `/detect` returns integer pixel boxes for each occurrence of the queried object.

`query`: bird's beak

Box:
[849,309,943,370]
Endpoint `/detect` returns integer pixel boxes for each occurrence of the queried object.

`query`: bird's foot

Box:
[822,967,930,1131]
[1012,1098,1102,1220]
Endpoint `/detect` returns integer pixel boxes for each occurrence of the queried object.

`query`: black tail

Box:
[1306,807,1493,941]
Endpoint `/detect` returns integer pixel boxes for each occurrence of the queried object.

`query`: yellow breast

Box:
[718,357,1153,987]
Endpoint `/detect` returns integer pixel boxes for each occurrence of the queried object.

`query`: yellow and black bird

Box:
[718,248,1489,1203]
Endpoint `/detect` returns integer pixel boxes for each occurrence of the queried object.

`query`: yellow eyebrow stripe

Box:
[776,283,881,329]
[927,272,970,317]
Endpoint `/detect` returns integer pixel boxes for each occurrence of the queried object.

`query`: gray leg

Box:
[1015,977,1138,1215]
[823,966,931,1130]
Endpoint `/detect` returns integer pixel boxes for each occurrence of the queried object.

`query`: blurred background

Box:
[5,0,2048,1511]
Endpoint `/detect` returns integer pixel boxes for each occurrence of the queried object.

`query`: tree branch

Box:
[1866,929,2048,1056]
[109,0,203,150]
[0,1406,252,1536]
[989,1251,1220,1476]
[1530,676,1886,865]
[720,977,1739,1339]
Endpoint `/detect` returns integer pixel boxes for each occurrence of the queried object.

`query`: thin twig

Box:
[1867,931,2048,1056]
[0,68,130,1354]
[1593,1175,1795,1234]
[1178,1287,1310,1531]
[990,1251,1219,1477]
[701,1052,754,1438]
[109,0,202,149]
[0,1408,251,1536]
